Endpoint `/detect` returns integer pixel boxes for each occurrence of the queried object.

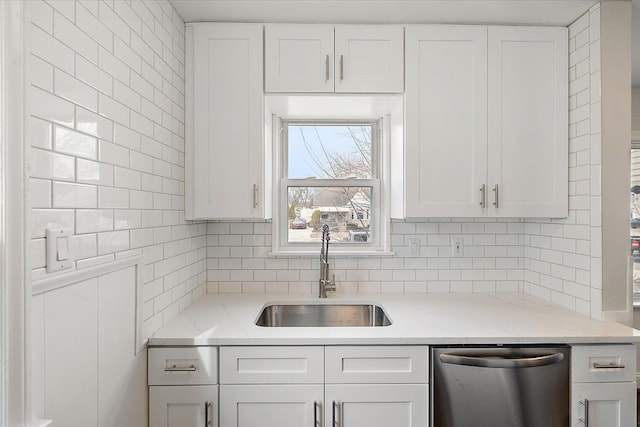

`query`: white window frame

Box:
[272,118,391,255]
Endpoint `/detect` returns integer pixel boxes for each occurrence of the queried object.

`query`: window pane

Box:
[632,148,640,294]
[287,186,372,244]
[287,125,373,179]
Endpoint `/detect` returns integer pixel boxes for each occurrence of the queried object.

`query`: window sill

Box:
[268,250,395,258]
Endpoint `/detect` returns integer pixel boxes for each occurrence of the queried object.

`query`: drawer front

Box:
[571,344,636,383]
[325,346,429,384]
[148,346,218,385]
[220,346,324,384]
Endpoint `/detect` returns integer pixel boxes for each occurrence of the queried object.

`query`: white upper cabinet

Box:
[265,24,335,93]
[405,25,488,218]
[186,23,268,219]
[265,24,404,93]
[487,26,568,217]
[405,25,567,218]
[334,25,404,93]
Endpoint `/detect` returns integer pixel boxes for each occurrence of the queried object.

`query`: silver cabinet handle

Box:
[332,400,339,427]
[579,399,589,426]
[164,364,196,372]
[440,351,564,369]
[340,55,344,81]
[325,55,330,81]
[313,401,319,427]
[479,184,486,208]
[492,184,499,208]
[593,362,625,369]
[253,184,258,208]
[205,401,213,426]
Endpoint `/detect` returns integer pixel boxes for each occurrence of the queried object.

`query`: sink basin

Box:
[255,303,392,327]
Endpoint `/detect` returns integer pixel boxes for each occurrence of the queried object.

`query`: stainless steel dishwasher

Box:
[432,346,570,427]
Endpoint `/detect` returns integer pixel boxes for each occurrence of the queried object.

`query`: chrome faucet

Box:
[319,224,336,298]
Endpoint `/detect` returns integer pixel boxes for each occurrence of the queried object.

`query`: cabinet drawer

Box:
[148,346,218,385]
[220,346,324,384]
[571,344,636,383]
[325,346,429,384]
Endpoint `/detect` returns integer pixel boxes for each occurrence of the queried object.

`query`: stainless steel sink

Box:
[255,303,392,327]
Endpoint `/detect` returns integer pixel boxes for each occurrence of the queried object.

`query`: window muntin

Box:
[279,121,381,251]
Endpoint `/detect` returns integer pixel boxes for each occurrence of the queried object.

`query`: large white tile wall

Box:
[206,219,525,294]
[28,0,206,335]
[523,5,602,318]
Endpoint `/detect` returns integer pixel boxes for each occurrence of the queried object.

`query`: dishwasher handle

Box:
[440,351,565,369]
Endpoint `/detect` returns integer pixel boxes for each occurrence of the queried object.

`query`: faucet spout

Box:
[319,225,336,298]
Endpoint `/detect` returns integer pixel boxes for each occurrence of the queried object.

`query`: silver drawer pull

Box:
[579,399,589,426]
[593,362,625,369]
[205,401,213,426]
[165,364,197,372]
[479,184,486,208]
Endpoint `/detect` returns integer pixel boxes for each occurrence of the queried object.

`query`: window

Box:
[274,120,389,253]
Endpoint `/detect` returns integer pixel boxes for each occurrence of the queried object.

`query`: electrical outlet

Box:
[409,238,420,256]
[451,237,464,257]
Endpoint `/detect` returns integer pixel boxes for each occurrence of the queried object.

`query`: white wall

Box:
[31,266,147,426]
[27,0,201,425]
[523,5,603,318]
[27,0,205,337]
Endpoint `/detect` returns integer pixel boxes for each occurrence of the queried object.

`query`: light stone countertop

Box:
[147,293,640,346]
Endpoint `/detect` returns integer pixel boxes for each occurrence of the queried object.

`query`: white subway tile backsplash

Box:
[76,209,113,234]
[31,0,54,33]
[30,55,54,92]
[54,11,98,64]
[30,179,52,208]
[97,230,130,255]
[52,181,97,208]
[99,140,129,167]
[98,186,128,208]
[31,86,75,128]
[98,94,130,126]
[54,68,99,112]
[31,148,75,181]
[31,24,75,75]
[114,166,141,189]
[31,209,75,238]
[54,126,97,159]
[77,159,114,186]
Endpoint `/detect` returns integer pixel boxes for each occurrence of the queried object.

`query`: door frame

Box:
[0,1,28,425]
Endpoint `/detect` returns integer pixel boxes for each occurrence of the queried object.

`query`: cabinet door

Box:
[487,26,568,217]
[405,25,488,217]
[265,24,334,93]
[325,384,428,427]
[334,25,404,93]
[187,24,264,219]
[571,382,636,427]
[219,384,323,427]
[149,385,218,427]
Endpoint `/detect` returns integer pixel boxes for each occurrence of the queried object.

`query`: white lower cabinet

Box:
[220,384,323,427]
[570,344,637,427]
[571,382,636,427]
[149,385,219,427]
[217,345,429,427]
[326,384,428,427]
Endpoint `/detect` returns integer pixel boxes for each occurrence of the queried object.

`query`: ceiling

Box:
[170,0,640,86]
